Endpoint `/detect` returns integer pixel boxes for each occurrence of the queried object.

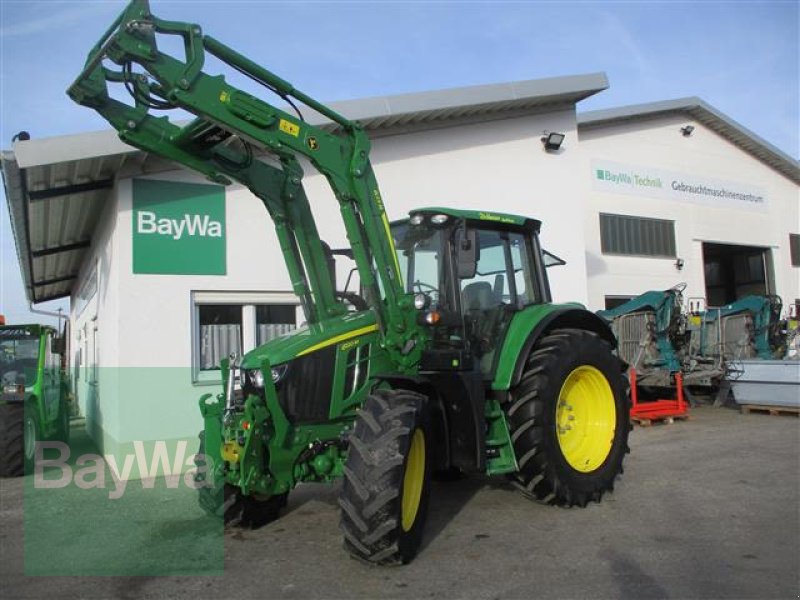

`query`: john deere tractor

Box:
[69,0,630,564]
[0,322,71,476]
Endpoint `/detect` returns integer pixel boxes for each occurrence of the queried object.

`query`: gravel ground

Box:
[1,404,798,599]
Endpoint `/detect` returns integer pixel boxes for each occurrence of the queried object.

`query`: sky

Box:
[0,0,798,326]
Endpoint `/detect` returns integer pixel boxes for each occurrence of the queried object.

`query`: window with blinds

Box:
[599,213,676,258]
[191,292,299,384]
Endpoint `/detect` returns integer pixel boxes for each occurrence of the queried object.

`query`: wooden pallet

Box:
[631,413,691,427]
[740,404,799,417]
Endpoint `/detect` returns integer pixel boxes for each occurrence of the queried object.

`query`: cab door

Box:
[456,227,538,376]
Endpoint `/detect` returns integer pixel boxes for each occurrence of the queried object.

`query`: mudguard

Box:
[491,303,617,391]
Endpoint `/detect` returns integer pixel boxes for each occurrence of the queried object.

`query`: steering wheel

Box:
[335,291,369,311]
[412,281,439,294]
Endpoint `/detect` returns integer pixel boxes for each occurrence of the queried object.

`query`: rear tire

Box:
[506,328,630,506]
[0,403,24,477]
[339,388,432,565]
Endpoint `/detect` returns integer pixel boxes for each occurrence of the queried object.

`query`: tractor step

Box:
[484,399,517,476]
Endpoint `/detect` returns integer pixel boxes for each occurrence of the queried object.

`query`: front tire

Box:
[194,430,287,528]
[23,406,40,475]
[339,389,432,565]
[0,403,24,477]
[506,328,630,506]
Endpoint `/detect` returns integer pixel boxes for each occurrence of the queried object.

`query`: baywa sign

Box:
[592,160,767,210]
[137,211,222,240]
[133,179,226,275]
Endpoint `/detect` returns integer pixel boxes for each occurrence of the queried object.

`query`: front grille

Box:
[277,346,336,423]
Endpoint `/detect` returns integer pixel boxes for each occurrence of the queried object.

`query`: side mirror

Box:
[457,229,478,279]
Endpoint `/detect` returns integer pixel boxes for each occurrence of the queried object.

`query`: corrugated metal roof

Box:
[578,97,800,185]
[2,73,609,304]
[1,150,128,303]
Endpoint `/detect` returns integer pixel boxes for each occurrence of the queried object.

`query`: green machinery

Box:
[69,0,630,564]
[0,322,70,476]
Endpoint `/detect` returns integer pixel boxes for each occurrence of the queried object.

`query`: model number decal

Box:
[340,339,360,352]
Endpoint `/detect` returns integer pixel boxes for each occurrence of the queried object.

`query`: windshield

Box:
[392,222,446,305]
[0,336,40,387]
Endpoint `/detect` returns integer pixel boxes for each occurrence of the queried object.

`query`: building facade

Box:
[579,99,799,312]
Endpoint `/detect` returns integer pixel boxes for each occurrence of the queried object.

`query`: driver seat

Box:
[462,281,498,311]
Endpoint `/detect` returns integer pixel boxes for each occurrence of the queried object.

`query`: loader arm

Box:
[67,0,421,369]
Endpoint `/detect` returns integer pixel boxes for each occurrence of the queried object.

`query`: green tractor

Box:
[69,0,631,564]
[0,322,71,476]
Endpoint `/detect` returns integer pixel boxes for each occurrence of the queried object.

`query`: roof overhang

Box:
[578,97,800,185]
[1,145,131,304]
[2,73,608,304]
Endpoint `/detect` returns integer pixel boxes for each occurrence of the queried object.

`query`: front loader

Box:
[68,0,630,564]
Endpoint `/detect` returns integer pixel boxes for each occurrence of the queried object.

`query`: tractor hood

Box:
[239,311,378,369]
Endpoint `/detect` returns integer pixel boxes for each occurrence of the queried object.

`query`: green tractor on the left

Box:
[0,321,71,476]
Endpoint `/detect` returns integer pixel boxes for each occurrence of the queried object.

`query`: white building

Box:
[3,73,798,462]
[579,98,799,311]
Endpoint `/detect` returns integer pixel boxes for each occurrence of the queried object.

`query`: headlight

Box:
[409,214,424,226]
[271,364,288,384]
[245,368,265,389]
[424,310,441,325]
[430,214,449,225]
[413,293,429,310]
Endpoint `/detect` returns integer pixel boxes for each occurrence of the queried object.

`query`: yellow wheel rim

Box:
[401,428,425,532]
[556,365,616,473]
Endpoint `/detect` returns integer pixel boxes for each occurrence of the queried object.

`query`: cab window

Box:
[459,230,536,308]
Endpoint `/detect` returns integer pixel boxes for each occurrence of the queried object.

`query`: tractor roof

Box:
[0,323,53,336]
[411,207,542,232]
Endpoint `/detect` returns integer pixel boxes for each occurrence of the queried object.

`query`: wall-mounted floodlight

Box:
[541,131,565,151]
[11,131,30,142]
[680,125,695,137]
[675,258,685,270]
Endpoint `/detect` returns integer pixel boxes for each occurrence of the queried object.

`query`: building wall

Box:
[579,114,800,311]
[69,181,122,451]
[380,110,589,304]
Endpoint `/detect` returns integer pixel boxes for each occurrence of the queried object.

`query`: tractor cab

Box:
[392,208,550,377]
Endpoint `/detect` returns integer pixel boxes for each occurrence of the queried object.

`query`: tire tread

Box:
[339,389,429,565]
[506,328,630,507]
